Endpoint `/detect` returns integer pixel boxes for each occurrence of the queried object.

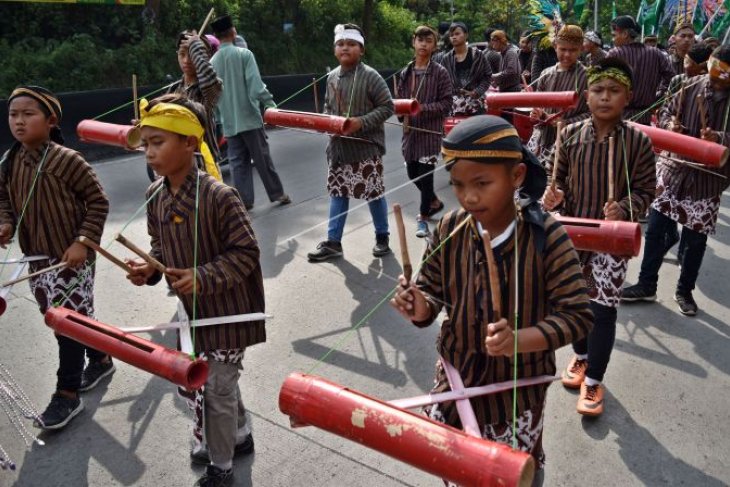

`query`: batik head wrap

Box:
[137,98,221,181]
[442,115,547,202]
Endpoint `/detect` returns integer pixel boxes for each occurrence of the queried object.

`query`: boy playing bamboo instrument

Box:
[543,57,656,416]
[1,86,111,431]
[127,95,265,487]
[391,115,592,474]
[396,25,452,238]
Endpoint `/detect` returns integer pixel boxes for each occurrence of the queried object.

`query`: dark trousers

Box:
[405,161,436,217]
[56,335,105,392]
[573,301,617,383]
[637,208,708,295]
[227,128,285,206]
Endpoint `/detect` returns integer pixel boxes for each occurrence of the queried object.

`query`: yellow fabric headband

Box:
[138,98,221,181]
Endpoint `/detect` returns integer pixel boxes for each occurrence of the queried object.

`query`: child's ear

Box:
[48,114,59,128]
[186,135,198,151]
[513,162,527,188]
[625,89,633,107]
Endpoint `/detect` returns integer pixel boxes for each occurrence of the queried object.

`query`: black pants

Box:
[56,335,105,392]
[637,208,708,295]
[573,301,617,383]
[405,161,436,217]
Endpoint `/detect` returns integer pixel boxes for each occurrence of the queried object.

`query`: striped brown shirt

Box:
[657,75,730,199]
[146,168,265,352]
[547,119,657,221]
[0,142,109,262]
[492,46,522,92]
[396,61,453,161]
[533,63,589,150]
[439,47,493,96]
[169,38,224,164]
[584,48,607,67]
[323,62,394,166]
[414,210,592,425]
[607,43,675,124]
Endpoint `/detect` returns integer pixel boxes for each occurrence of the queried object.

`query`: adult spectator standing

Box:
[490,30,521,92]
[211,14,291,210]
[670,22,696,75]
[583,31,606,67]
[607,15,674,124]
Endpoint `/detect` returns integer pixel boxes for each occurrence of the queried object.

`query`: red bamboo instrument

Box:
[627,122,728,168]
[443,116,469,136]
[555,215,642,257]
[279,372,535,487]
[77,120,141,150]
[263,108,352,134]
[393,98,421,117]
[45,307,208,390]
[485,91,579,111]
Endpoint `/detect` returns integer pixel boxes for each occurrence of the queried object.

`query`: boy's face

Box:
[334,39,363,66]
[413,35,436,57]
[611,28,630,47]
[586,78,631,123]
[140,126,196,177]
[675,28,695,55]
[449,159,526,228]
[555,40,581,68]
[449,28,466,47]
[177,45,196,77]
[519,37,531,52]
[8,96,56,147]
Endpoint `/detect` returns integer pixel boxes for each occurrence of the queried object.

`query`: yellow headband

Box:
[138,98,221,181]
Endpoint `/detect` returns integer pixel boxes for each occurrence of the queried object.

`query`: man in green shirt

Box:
[211,15,290,210]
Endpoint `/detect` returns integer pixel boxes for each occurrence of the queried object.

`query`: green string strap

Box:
[190,171,201,359]
[92,83,174,121]
[306,216,472,375]
[0,144,50,271]
[275,72,330,108]
[511,217,520,450]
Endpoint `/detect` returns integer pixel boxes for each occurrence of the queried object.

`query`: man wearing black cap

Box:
[210,14,291,211]
[607,15,675,124]
[670,22,696,75]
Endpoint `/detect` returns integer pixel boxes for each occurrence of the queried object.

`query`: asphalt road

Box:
[0,123,728,487]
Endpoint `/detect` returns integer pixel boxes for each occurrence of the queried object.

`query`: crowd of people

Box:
[2,10,729,487]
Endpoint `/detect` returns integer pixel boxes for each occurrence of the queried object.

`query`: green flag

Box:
[711,0,730,37]
[639,0,662,32]
[574,0,586,18]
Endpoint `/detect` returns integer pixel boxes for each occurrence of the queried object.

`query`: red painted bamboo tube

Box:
[555,215,642,257]
[77,120,141,150]
[627,122,728,168]
[279,372,535,487]
[264,108,352,134]
[393,98,421,116]
[485,91,579,110]
[45,307,208,390]
[443,116,469,135]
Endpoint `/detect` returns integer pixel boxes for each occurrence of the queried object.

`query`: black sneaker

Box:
[190,434,255,465]
[194,465,233,487]
[79,359,116,392]
[34,393,84,430]
[372,234,391,257]
[674,292,698,316]
[621,284,657,303]
[276,194,291,205]
[307,241,343,262]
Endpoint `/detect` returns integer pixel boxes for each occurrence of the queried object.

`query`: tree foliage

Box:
[0,0,641,98]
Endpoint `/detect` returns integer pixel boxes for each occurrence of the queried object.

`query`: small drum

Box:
[512,107,535,144]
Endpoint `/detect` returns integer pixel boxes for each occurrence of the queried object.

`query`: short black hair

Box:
[712,45,730,64]
[413,25,438,41]
[449,22,468,35]
[484,27,496,42]
[176,30,212,55]
[687,42,713,64]
[594,56,634,86]
[343,23,364,36]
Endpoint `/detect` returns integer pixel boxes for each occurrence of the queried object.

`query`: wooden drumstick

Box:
[78,236,132,273]
[481,230,501,322]
[132,74,139,121]
[551,121,564,191]
[0,262,67,288]
[198,7,215,34]
[312,77,320,113]
[697,94,708,132]
[115,233,167,275]
[607,136,615,203]
[392,204,412,282]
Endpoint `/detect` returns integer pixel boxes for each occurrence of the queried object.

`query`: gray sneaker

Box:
[674,292,698,316]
